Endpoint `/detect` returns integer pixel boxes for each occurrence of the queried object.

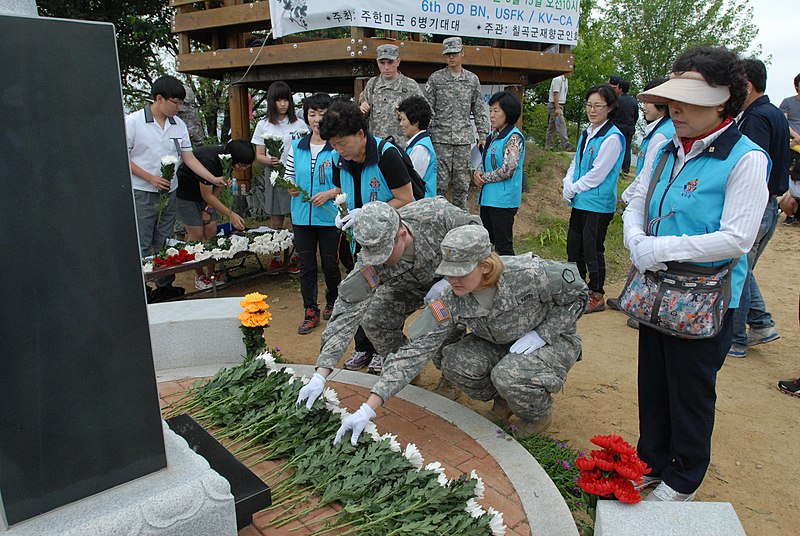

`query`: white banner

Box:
[269,0,580,45]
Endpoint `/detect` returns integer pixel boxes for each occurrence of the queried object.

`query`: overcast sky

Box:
[750,2,797,102]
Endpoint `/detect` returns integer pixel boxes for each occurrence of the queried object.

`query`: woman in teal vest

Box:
[285,93,341,335]
[398,95,438,198]
[562,85,624,313]
[623,46,769,502]
[474,91,526,255]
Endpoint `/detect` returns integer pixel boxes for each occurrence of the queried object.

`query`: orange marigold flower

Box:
[243,292,268,303]
[240,300,267,312]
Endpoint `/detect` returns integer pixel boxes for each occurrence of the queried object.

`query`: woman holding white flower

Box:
[283,93,342,334]
[251,81,308,272]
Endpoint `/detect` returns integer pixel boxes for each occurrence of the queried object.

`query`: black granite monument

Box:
[0,14,167,526]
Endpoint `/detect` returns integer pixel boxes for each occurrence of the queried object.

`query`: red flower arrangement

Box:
[153,249,196,268]
[575,434,650,504]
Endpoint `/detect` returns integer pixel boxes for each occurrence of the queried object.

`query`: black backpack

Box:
[333,137,426,201]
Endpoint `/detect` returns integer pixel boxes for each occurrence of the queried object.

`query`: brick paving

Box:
[158,378,532,536]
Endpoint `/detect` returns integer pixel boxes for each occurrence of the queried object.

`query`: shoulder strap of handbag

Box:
[642,149,673,236]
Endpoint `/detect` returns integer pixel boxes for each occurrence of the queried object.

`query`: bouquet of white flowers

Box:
[157,155,179,224]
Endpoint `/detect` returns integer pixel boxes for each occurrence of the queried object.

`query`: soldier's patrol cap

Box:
[442,37,463,55]
[353,201,401,265]
[436,225,492,277]
[376,44,400,61]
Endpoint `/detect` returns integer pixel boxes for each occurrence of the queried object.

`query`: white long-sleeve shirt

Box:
[622,123,769,264]
[621,120,671,204]
[563,120,624,194]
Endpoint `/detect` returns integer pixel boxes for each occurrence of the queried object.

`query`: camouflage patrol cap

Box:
[436,225,492,277]
[442,37,463,55]
[353,201,401,265]
[376,44,400,61]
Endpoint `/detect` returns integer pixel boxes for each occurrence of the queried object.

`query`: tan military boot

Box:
[490,397,513,421]
[513,414,553,438]
[433,376,460,400]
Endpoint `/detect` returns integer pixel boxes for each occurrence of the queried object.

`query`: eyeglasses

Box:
[585,103,608,111]
[168,98,184,106]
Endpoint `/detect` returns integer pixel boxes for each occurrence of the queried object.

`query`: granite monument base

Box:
[2,422,236,536]
[594,500,746,536]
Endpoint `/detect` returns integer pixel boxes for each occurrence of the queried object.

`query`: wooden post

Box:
[507,85,524,130]
[354,78,367,103]
[229,85,252,186]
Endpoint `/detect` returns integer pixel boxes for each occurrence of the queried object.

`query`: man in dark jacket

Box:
[609,76,638,174]
[728,59,790,357]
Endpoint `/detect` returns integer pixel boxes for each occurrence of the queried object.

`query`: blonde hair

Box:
[478,252,504,288]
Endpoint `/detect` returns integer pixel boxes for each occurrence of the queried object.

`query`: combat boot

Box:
[513,414,552,438]
[433,376,460,400]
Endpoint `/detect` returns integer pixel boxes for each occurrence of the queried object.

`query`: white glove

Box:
[424,279,451,304]
[334,207,362,231]
[624,230,647,251]
[510,330,547,355]
[630,237,667,273]
[296,372,326,409]
[334,402,376,446]
[562,177,575,202]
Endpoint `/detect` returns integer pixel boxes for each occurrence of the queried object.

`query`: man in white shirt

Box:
[545,73,573,151]
[126,75,225,291]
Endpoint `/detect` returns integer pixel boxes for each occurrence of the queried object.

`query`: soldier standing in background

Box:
[425,37,489,210]
[178,84,205,146]
[302,225,588,445]
[359,44,424,150]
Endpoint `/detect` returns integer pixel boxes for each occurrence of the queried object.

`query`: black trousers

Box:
[480,205,517,255]
[566,208,613,294]
[293,225,342,312]
[621,126,634,173]
[637,310,734,494]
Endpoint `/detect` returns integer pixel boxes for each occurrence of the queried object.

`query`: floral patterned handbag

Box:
[617,149,736,339]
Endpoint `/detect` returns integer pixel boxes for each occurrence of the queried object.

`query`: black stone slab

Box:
[0,15,166,525]
[167,414,272,529]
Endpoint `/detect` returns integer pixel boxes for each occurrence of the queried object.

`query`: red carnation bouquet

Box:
[153,248,196,268]
[575,434,650,505]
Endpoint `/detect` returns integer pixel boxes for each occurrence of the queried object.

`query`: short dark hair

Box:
[618,79,631,93]
[225,139,256,165]
[397,96,432,130]
[643,77,670,116]
[742,58,767,93]
[318,100,368,140]
[585,85,619,119]
[151,75,186,101]
[488,91,522,126]
[609,74,621,85]
[671,46,747,119]
[302,92,333,122]
[266,81,298,124]
[794,73,800,90]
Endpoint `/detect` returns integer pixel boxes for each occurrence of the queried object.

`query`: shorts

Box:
[176,198,217,227]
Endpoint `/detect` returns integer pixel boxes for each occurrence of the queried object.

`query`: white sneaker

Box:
[746,326,780,347]
[645,482,696,502]
[633,475,662,491]
[194,275,214,291]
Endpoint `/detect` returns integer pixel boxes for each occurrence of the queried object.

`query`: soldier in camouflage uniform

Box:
[424,37,489,210]
[295,198,481,404]
[311,225,588,445]
[359,44,424,150]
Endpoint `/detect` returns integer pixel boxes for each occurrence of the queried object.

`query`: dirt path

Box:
[177,216,799,536]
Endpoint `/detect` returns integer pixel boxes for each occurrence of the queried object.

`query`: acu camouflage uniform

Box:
[177,84,205,146]
[359,73,423,150]
[315,197,480,370]
[424,68,489,210]
[372,254,588,423]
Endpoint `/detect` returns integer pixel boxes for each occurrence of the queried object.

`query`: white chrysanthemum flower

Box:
[425,461,445,474]
[263,133,283,141]
[142,262,153,273]
[331,406,348,415]
[464,498,485,519]
[334,193,348,207]
[338,408,351,420]
[379,433,401,452]
[471,470,485,499]
[437,473,449,487]
[403,443,424,470]
[217,238,226,247]
[255,351,275,366]
[487,507,506,536]
[364,421,380,442]
[322,388,340,406]
[269,170,280,185]
[300,375,309,385]
[195,251,212,261]
[282,367,295,377]
[218,153,232,161]
[165,247,179,256]
[161,155,179,166]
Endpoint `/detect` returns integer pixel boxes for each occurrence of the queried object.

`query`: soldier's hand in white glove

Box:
[630,237,667,273]
[334,402,376,446]
[296,372,326,409]
[510,330,547,355]
[424,279,451,304]
[334,207,362,231]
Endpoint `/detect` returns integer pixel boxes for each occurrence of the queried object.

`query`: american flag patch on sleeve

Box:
[361,266,380,289]
[430,299,450,322]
